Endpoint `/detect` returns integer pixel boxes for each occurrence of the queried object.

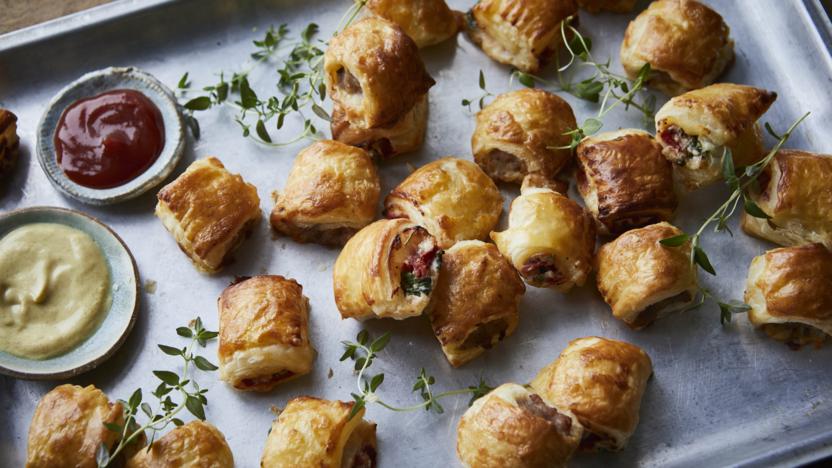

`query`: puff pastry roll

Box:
[741,150,832,250]
[0,108,19,175]
[466,0,579,73]
[218,275,315,391]
[261,396,377,468]
[578,0,636,13]
[595,222,697,328]
[384,157,503,248]
[491,186,595,292]
[270,140,380,246]
[366,0,462,48]
[456,383,583,468]
[745,243,832,348]
[429,240,525,367]
[125,421,233,468]
[472,89,576,185]
[655,83,777,190]
[330,95,428,158]
[576,129,677,236]
[156,157,261,273]
[531,337,653,451]
[333,218,442,320]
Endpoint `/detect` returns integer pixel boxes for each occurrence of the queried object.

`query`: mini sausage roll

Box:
[429,240,525,367]
[270,140,380,246]
[218,275,315,392]
[491,186,595,292]
[125,421,234,468]
[261,396,377,468]
[531,337,653,452]
[333,218,442,320]
[595,222,697,329]
[156,157,261,274]
[384,157,503,248]
[466,0,579,73]
[330,95,428,158]
[741,150,832,250]
[745,243,832,349]
[655,83,777,190]
[0,108,19,175]
[366,0,463,48]
[472,89,577,185]
[576,129,677,236]
[456,383,583,468]
[620,0,733,96]
[577,0,636,13]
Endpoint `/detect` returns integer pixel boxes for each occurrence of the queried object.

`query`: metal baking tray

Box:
[2,0,832,466]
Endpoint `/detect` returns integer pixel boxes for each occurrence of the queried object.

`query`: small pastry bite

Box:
[366,0,463,48]
[125,421,234,468]
[576,129,677,236]
[218,275,315,392]
[270,140,380,246]
[745,243,832,349]
[491,186,595,292]
[333,218,442,320]
[330,95,428,158]
[472,89,577,185]
[655,83,777,190]
[156,157,261,274]
[741,150,832,250]
[456,383,583,468]
[261,396,377,468]
[578,0,637,13]
[466,0,579,73]
[595,222,697,329]
[429,240,525,367]
[620,0,734,96]
[0,108,20,175]
[384,157,503,248]
[531,336,653,452]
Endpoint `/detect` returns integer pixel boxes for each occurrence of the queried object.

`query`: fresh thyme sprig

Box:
[96,318,219,468]
[461,70,496,111]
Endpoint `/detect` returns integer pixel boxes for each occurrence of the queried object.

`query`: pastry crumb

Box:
[143,279,157,294]
[328,368,334,379]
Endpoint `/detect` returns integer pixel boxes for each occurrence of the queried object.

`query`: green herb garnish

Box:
[402,271,432,296]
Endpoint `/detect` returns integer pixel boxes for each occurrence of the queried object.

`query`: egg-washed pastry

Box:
[456,383,583,468]
[0,108,20,175]
[333,218,442,320]
[366,0,463,48]
[125,421,233,468]
[330,95,428,158]
[429,240,525,367]
[261,396,377,468]
[270,140,380,246]
[384,157,503,249]
[472,89,577,185]
[620,0,734,96]
[745,243,832,349]
[491,186,595,292]
[218,275,315,392]
[466,0,579,73]
[655,83,777,190]
[595,222,697,329]
[576,129,677,236]
[156,157,261,274]
[741,150,832,250]
[531,336,653,452]
[578,0,636,13]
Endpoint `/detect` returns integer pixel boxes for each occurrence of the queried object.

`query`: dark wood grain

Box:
[0,0,112,34]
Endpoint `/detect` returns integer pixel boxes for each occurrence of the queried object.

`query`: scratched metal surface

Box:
[1,0,832,466]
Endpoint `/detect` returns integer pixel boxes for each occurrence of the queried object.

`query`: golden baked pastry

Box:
[741,150,832,250]
[0,108,19,175]
[330,95,428,158]
[429,240,525,367]
[620,0,734,96]
[261,396,377,468]
[366,0,463,48]
[531,336,653,451]
[655,83,777,190]
[156,157,261,274]
[578,0,636,13]
[745,243,832,348]
[218,275,315,392]
[595,222,697,329]
[472,89,576,185]
[384,157,503,248]
[466,0,579,73]
[491,186,595,292]
[125,421,233,468]
[333,218,442,320]
[270,140,380,246]
[456,383,583,468]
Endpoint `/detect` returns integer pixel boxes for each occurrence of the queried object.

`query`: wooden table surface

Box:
[0,0,111,34]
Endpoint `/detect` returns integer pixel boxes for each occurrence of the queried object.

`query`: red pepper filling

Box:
[403,246,440,278]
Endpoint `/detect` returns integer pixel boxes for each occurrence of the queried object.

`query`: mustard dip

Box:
[0,223,111,359]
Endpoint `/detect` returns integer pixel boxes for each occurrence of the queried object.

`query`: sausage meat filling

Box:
[762,323,828,350]
[517,394,574,435]
[520,253,566,288]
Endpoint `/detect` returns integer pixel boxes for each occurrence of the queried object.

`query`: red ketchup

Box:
[55,89,165,189]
